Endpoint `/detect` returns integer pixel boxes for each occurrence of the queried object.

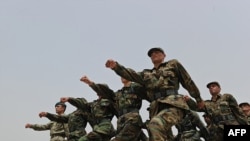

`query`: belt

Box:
[153,89,178,100]
[94,118,111,125]
[213,114,235,124]
[118,108,139,116]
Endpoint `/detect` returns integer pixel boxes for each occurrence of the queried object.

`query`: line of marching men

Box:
[25,47,250,141]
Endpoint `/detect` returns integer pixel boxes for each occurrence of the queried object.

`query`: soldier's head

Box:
[55,102,67,114]
[147,47,166,64]
[206,81,221,96]
[239,102,250,116]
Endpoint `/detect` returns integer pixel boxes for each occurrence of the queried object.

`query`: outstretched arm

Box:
[106,59,145,85]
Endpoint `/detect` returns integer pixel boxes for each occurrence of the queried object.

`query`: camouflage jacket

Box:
[89,82,147,116]
[30,114,68,138]
[247,116,250,124]
[112,59,202,111]
[46,97,88,140]
[200,94,248,126]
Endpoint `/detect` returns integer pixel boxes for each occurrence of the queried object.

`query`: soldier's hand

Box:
[105,59,117,69]
[183,95,190,102]
[39,112,47,118]
[80,75,93,85]
[60,97,69,103]
[25,123,32,128]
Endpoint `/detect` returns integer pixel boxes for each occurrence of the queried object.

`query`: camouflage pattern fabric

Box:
[247,116,250,124]
[30,120,68,141]
[203,94,248,126]
[78,98,116,141]
[206,123,224,141]
[46,97,88,141]
[196,94,248,141]
[112,59,202,141]
[174,110,209,141]
[90,82,148,141]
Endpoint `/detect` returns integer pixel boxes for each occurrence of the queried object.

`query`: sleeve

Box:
[46,112,69,123]
[174,59,202,103]
[89,83,116,101]
[186,98,200,111]
[189,111,209,139]
[68,97,88,111]
[113,62,145,85]
[30,122,53,131]
[131,82,149,101]
[226,94,248,125]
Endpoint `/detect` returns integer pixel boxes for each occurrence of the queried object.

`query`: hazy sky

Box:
[1,0,250,140]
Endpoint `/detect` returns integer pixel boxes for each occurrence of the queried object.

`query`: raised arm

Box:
[105,59,144,85]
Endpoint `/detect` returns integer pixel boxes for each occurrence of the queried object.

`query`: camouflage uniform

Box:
[247,116,250,124]
[29,115,68,141]
[174,110,209,141]
[46,98,88,141]
[239,102,250,124]
[78,84,116,141]
[111,59,202,141]
[90,82,149,141]
[196,94,248,141]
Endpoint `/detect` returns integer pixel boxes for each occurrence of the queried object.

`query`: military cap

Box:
[239,102,250,108]
[206,81,220,88]
[55,102,67,108]
[147,47,165,57]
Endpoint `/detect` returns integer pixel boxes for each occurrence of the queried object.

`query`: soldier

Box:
[39,97,88,141]
[239,102,250,124]
[174,110,209,141]
[78,77,116,141]
[105,47,203,141]
[25,102,69,141]
[80,75,149,141]
[197,81,248,141]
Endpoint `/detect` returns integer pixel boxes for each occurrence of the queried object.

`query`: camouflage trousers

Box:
[111,112,148,141]
[148,107,184,141]
[174,130,201,141]
[207,124,224,141]
[50,135,67,141]
[68,130,87,141]
[78,120,115,141]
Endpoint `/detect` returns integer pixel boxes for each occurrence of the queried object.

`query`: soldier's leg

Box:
[112,113,143,141]
[138,130,149,141]
[78,131,102,141]
[148,107,184,141]
[50,136,66,141]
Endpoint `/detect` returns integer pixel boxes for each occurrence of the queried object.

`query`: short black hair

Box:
[55,102,66,109]
[206,81,220,88]
[239,102,250,108]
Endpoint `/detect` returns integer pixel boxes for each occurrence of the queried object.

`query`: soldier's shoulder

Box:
[167,59,179,63]
[222,93,233,96]
[221,93,235,99]
[204,99,212,102]
[165,59,181,66]
[143,68,152,72]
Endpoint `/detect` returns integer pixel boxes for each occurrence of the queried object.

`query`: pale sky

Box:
[1,0,250,140]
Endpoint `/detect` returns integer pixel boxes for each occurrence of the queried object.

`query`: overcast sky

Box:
[1,0,250,140]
